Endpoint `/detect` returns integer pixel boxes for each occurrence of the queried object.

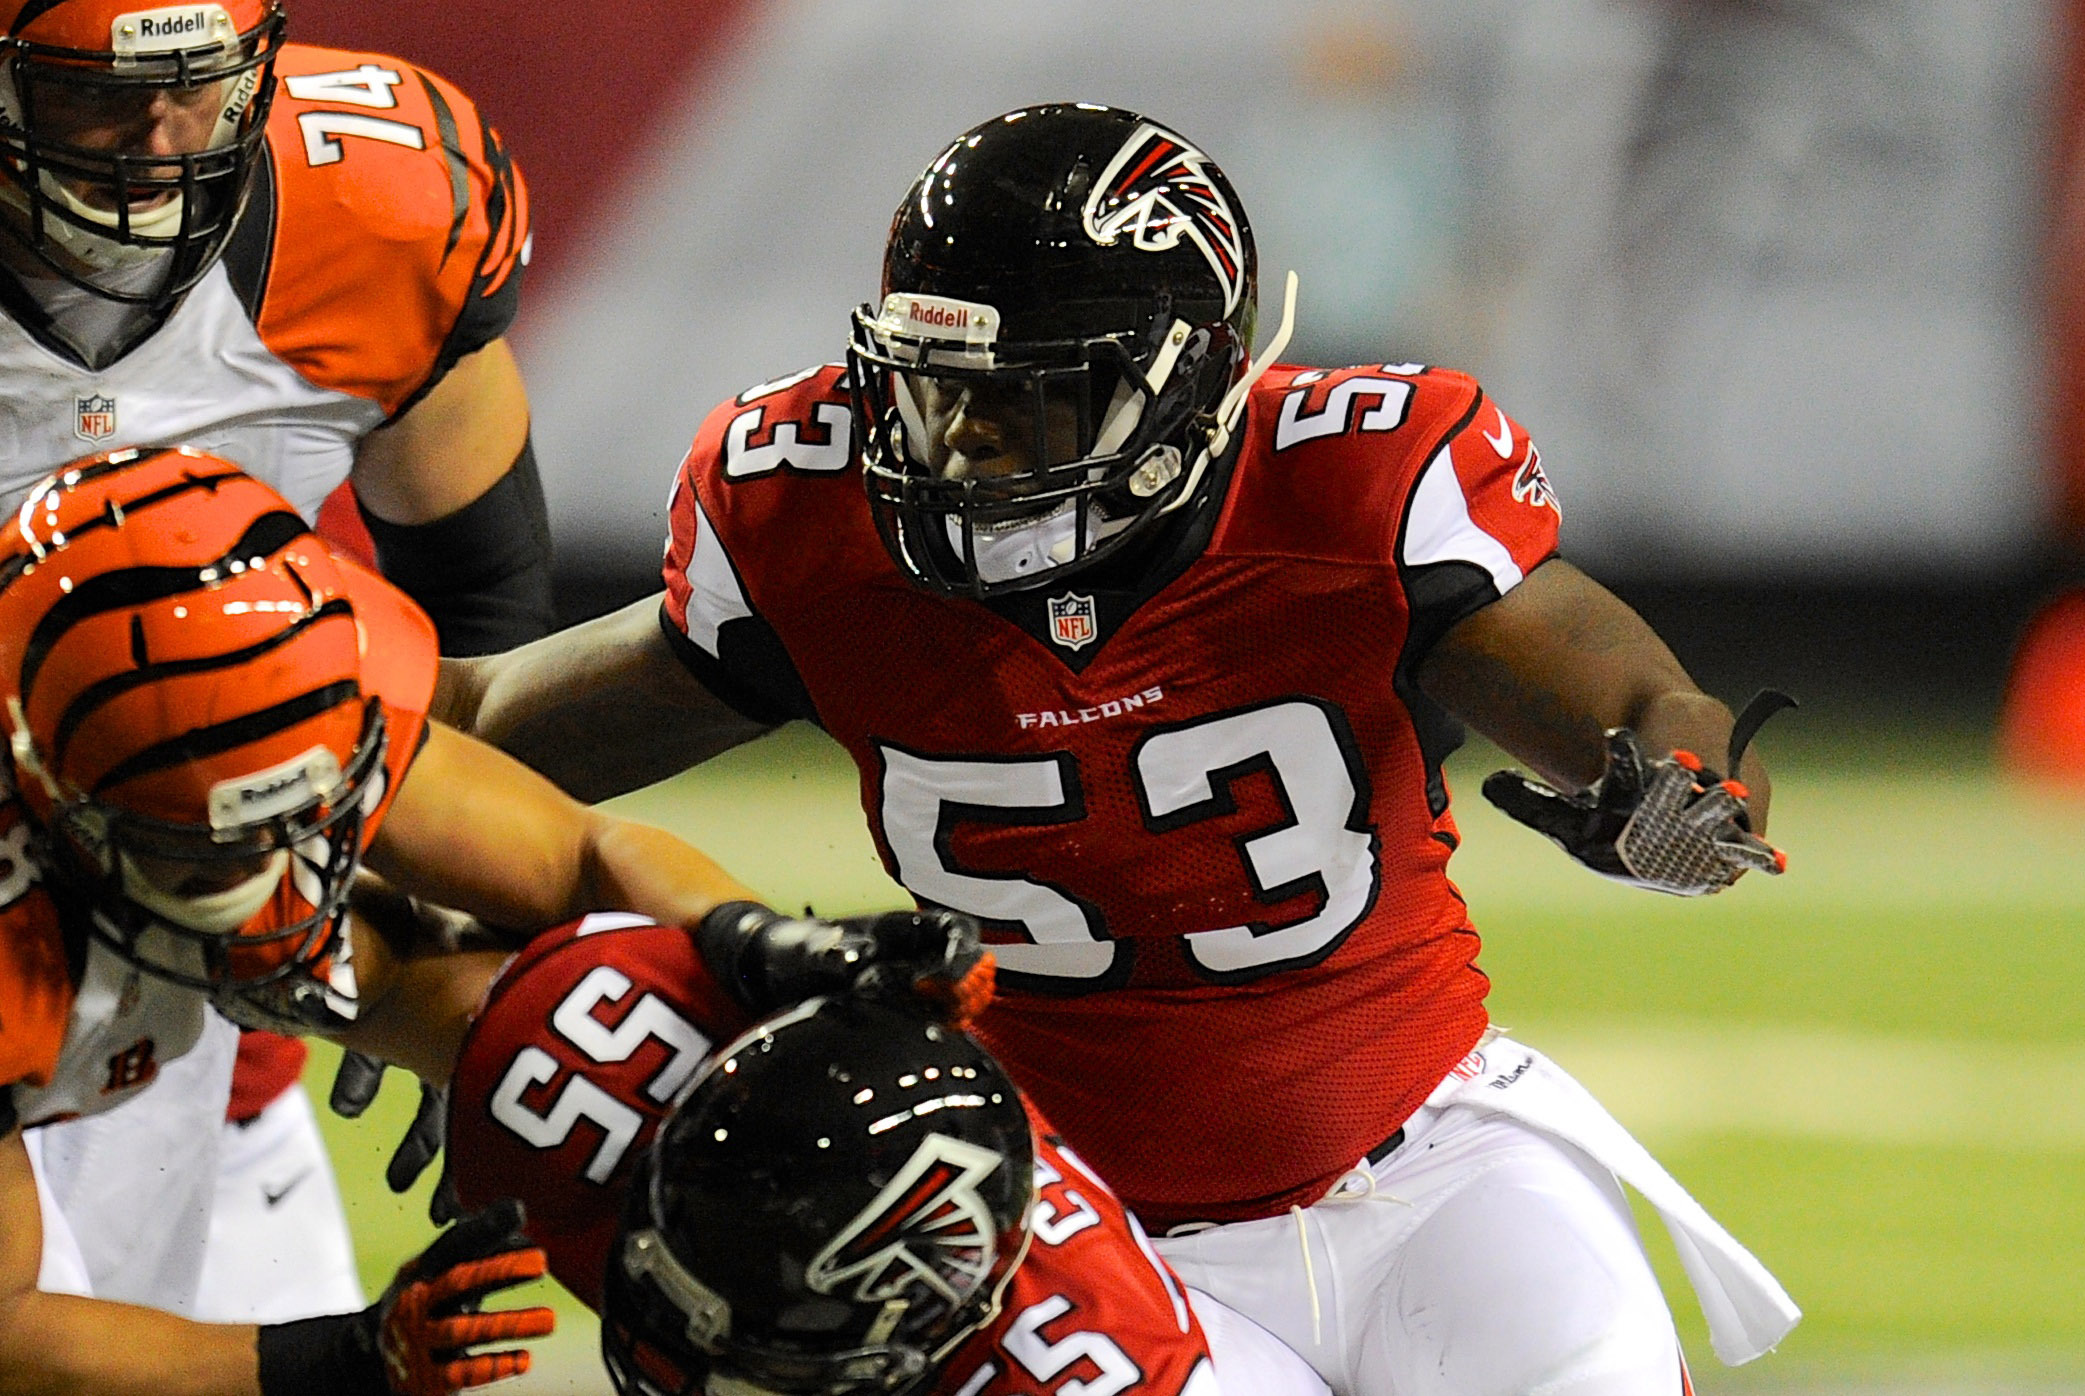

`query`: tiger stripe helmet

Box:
[0,0,285,306]
[0,445,393,992]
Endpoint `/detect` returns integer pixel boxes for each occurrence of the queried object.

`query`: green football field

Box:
[312,720,2085,1393]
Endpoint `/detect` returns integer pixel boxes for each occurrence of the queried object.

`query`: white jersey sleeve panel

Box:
[678,490,756,660]
[1398,446,1526,595]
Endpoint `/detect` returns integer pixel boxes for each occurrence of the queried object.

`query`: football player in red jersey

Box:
[438,105,1802,1394]
[0,449,768,1395]
[0,0,559,1340]
[330,888,1328,1396]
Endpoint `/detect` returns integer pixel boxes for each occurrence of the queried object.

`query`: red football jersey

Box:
[446,917,1219,1396]
[661,361,1561,1228]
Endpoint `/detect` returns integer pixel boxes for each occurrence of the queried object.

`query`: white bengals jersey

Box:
[0,41,530,516]
[0,264,383,517]
[9,937,207,1129]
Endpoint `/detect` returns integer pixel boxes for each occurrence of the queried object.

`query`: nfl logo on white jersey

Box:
[74,395,118,444]
[1047,592,1098,651]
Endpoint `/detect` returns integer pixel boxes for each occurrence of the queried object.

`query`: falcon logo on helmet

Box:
[806,1132,1007,1308]
[1083,122,1248,317]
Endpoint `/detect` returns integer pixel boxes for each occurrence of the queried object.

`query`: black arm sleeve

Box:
[360,435,557,657]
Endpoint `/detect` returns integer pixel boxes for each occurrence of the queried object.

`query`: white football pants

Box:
[32,1013,362,1323]
[1154,1089,1687,1396]
[191,1082,364,1321]
[1191,1286,1334,1396]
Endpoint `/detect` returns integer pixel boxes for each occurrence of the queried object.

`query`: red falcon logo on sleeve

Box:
[805,1133,1007,1306]
[1082,123,1247,314]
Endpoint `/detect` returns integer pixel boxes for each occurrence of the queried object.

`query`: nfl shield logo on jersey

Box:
[74,394,118,444]
[1047,592,1098,651]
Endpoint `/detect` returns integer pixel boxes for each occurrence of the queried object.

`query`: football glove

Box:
[698,901,996,1026]
[329,1050,387,1118]
[257,1198,555,1396]
[329,1054,452,1211]
[1481,690,1795,897]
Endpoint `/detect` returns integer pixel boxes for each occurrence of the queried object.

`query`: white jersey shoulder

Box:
[0,263,383,518]
[11,939,209,1128]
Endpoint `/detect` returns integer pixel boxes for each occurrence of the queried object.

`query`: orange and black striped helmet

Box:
[0,445,389,994]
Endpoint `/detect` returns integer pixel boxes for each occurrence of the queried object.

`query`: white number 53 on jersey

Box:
[878,698,1380,992]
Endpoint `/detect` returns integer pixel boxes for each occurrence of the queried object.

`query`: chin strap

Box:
[1160,269,1299,517]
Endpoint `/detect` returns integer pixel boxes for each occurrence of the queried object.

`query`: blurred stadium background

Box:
[295,0,2085,1389]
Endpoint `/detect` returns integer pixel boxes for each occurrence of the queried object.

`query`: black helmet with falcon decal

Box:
[850,103,1262,598]
[602,998,1036,1396]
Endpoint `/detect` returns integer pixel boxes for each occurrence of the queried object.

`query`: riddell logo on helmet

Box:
[208,746,344,830]
[879,293,997,346]
[138,12,207,37]
[907,301,967,330]
[111,5,235,56]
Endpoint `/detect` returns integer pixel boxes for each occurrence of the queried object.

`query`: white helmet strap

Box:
[1161,269,1298,517]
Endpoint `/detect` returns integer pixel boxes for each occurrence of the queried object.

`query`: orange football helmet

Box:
[0,0,284,305]
[0,445,390,996]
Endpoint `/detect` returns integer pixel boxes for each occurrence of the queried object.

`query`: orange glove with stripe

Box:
[258,1198,555,1396]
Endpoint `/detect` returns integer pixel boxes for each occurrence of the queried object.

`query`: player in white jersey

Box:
[0,448,764,1393]
[0,0,559,1334]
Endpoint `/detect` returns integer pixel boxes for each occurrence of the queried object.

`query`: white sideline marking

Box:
[1527,1022,2085,1151]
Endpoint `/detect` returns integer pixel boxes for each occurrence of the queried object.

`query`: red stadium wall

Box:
[292,0,764,288]
[2050,0,2085,546]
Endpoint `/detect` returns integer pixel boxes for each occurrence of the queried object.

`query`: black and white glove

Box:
[1481,691,1794,897]
[697,901,995,1026]
[257,1198,555,1396]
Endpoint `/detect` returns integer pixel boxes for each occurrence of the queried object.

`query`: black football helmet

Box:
[850,103,1262,598]
[602,998,1036,1396]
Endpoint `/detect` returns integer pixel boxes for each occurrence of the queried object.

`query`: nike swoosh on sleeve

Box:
[1482,405,1513,459]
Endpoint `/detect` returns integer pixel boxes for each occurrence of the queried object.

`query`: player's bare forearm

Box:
[335,941,512,1088]
[437,595,772,802]
[370,723,761,931]
[1421,559,1771,828]
[576,814,764,930]
[0,1130,260,1396]
[0,1291,261,1396]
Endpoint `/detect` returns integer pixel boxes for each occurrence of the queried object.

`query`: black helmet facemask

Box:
[851,106,1294,600]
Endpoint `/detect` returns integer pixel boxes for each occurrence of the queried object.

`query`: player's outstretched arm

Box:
[1419,558,1772,816]
[436,594,774,803]
[1419,559,1785,894]
[365,720,762,935]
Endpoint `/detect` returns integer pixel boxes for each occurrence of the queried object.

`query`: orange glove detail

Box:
[375,1199,557,1396]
